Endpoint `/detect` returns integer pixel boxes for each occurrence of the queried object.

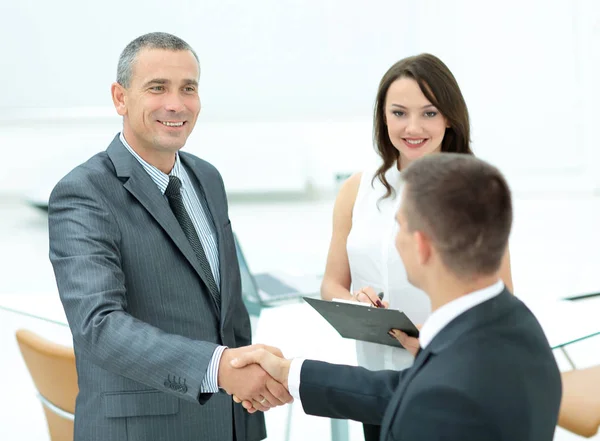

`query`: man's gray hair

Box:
[117,32,199,88]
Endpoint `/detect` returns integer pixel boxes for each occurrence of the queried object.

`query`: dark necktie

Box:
[165,176,220,313]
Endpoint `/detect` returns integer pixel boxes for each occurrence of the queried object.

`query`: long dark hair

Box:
[373,53,473,199]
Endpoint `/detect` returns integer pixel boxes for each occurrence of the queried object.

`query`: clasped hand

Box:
[222,346,292,414]
[222,288,422,414]
[218,344,293,413]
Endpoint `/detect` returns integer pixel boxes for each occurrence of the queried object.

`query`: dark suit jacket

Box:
[299,289,562,440]
[48,135,265,441]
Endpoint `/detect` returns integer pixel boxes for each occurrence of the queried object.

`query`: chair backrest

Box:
[15,329,78,441]
[558,365,600,438]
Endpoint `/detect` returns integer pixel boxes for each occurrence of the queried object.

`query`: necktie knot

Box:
[165,175,182,198]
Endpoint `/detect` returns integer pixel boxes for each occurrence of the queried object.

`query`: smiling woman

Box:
[319,53,513,441]
[372,54,473,199]
[384,78,449,169]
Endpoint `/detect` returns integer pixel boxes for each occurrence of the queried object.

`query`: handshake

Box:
[217,345,294,414]
[217,325,421,414]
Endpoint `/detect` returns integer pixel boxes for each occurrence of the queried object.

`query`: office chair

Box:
[558,365,600,438]
[15,329,78,441]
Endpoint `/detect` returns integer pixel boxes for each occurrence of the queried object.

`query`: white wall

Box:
[409,0,600,194]
[2,0,600,199]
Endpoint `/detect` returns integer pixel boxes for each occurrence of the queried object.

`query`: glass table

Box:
[2,291,600,441]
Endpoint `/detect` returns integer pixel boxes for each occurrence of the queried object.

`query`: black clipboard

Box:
[303,297,419,348]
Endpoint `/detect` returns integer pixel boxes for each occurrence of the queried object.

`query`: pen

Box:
[358,290,385,308]
[369,292,384,308]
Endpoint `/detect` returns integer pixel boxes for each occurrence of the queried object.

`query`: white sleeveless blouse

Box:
[346,165,431,370]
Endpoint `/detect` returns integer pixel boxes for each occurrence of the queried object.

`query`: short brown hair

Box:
[373,53,473,199]
[400,153,512,278]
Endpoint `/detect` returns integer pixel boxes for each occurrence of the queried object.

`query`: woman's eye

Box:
[425,111,438,118]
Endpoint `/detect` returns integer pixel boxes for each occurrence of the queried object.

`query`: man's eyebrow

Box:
[143,78,170,87]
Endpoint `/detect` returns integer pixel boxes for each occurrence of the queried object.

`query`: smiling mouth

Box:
[403,138,427,147]
[159,121,185,127]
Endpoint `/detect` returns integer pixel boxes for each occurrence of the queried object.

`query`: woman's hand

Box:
[389,325,423,357]
[352,286,389,308]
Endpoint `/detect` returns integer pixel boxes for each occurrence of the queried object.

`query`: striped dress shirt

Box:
[120,133,226,394]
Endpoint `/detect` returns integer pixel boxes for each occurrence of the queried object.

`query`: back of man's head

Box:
[401,153,512,279]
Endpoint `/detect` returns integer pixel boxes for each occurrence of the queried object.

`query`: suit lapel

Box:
[180,153,231,322]
[380,348,432,441]
[106,137,213,300]
[392,348,432,401]
[380,290,516,440]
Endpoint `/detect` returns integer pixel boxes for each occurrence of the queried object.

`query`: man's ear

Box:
[111,82,127,116]
[415,231,432,265]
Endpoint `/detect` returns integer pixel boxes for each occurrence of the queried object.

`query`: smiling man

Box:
[48,32,290,441]
[110,40,201,173]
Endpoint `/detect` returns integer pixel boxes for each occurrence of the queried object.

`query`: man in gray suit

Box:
[48,32,290,441]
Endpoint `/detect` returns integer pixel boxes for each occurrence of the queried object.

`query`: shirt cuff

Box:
[200,346,228,393]
[287,358,305,401]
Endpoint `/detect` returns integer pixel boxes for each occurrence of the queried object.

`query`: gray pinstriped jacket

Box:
[49,135,265,441]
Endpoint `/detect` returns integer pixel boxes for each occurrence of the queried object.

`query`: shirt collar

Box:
[419,279,505,349]
[119,132,183,194]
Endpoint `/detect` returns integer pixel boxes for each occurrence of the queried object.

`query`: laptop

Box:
[234,234,321,305]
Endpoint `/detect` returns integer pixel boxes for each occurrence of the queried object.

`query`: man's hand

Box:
[218,344,292,412]
[229,348,293,413]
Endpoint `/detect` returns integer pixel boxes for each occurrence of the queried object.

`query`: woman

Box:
[320,53,514,441]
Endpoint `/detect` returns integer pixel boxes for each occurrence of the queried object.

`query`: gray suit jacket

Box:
[48,135,266,441]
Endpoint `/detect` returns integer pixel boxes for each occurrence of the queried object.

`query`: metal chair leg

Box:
[330,418,349,441]
[284,401,293,441]
[560,346,577,370]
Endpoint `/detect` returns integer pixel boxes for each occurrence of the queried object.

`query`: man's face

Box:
[113,48,200,155]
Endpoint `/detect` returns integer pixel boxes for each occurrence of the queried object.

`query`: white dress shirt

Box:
[287,280,505,400]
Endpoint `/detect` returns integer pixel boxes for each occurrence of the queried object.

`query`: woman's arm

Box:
[320,173,362,301]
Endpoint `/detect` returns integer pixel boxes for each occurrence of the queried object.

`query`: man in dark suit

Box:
[48,32,290,441]
[231,154,562,440]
